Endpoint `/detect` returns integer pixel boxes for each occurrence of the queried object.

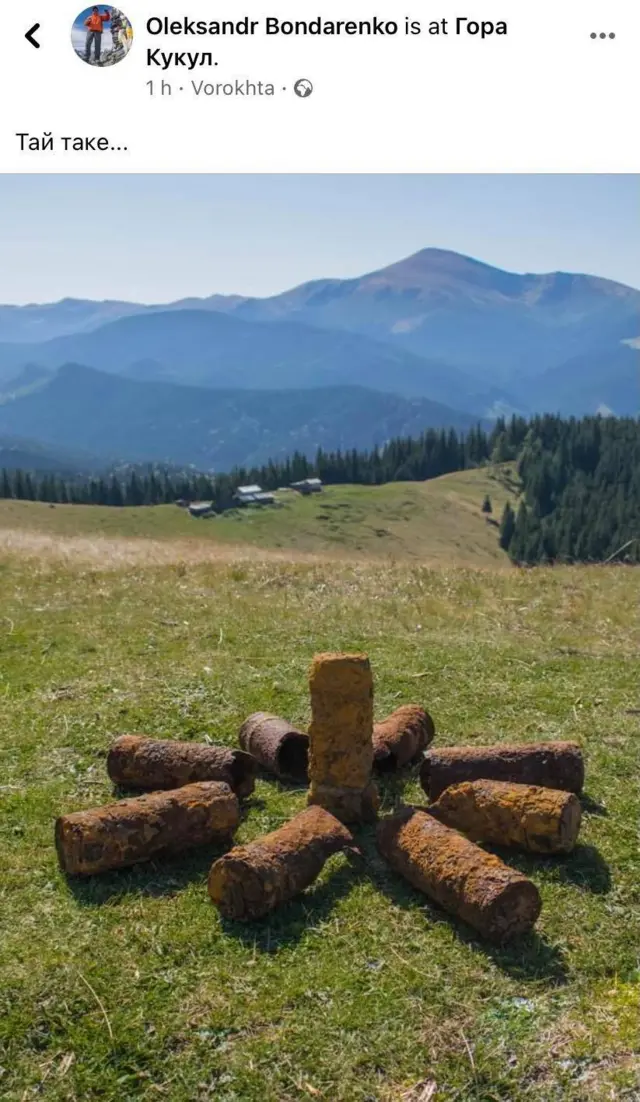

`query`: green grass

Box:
[0,466,516,566]
[1,536,639,1099]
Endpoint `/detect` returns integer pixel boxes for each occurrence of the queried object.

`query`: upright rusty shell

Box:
[238,713,309,782]
[377,807,541,942]
[208,805,353,920]
[55,781,239,877]
[107,735,256,798]
[307,652,378,823]
[429,779,582,853]
[373,705,435,771]
[420,741,584,801]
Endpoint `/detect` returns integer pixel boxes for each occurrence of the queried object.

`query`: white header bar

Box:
[2,0,638,172]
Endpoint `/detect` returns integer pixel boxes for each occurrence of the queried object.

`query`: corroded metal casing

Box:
[107,735,256,798]
[238,713,309,782]
[420,741,585,801]
[372,705,435,771]
[208,805,354,920]
[377,807,541,942]
[429,779,582,854]
[55,781,239,877]
[307,652,378,823]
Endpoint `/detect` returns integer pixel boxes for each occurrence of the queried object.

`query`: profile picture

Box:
[72,6,133,67]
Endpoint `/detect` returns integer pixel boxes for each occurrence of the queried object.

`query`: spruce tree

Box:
[499,502,516,551]
[13,470,26,499]
[23,473,36,501]
[509,502,529,563]
[108,476,124,507]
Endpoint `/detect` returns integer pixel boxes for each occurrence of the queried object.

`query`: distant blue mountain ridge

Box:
[0,249,637,455]
[0,363,484,471]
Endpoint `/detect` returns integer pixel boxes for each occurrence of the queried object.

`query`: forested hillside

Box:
[0,366,480,469]
[499,416,640,563]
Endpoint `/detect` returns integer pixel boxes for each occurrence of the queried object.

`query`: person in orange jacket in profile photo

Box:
[84,6,111,65]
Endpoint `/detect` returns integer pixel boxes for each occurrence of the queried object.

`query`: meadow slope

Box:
[1,533,639,1100]
[0,467,515,567]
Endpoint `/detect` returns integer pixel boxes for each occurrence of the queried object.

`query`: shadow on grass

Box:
[375,768,423,811]
[253,768,308,794]
[64,841,227,906]
[219,853,364,952]
[580,793,608,817]
[451,924,568,984]
[239,795,269,820]
[491,843,612,895]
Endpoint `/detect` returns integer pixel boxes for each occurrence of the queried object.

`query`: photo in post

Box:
[72,6,133,67]
[2,0,640,1090]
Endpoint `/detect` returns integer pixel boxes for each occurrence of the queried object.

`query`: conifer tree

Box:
[499,502,515,550]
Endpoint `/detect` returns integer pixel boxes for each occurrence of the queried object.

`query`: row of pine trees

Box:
[0,419,527,510]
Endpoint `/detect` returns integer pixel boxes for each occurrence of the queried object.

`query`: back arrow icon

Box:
[26,23,41,48]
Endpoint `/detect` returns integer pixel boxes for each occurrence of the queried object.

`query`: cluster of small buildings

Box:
[187,501,216,518]
[290,478,323,495]
[184,478,323,518]
[233,484,276,506]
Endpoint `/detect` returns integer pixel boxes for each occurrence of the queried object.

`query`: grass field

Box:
[1,480,639,1101]
[0,467,516,567]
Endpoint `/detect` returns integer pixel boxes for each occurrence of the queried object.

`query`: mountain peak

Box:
[363,246,525,296]
[391,247,491,268]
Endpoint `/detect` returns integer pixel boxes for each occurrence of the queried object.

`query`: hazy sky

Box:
[1,174,638,304]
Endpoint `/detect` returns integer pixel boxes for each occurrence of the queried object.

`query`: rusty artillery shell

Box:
[238,713,309,782]
[429,779,582,854]
[420,741,584,801]
[377,807,541,942]
[373,705,435,771]
[55,781,239,877]
[307,652,378,824]
[208,805,354,920]
[107,735,256,798]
